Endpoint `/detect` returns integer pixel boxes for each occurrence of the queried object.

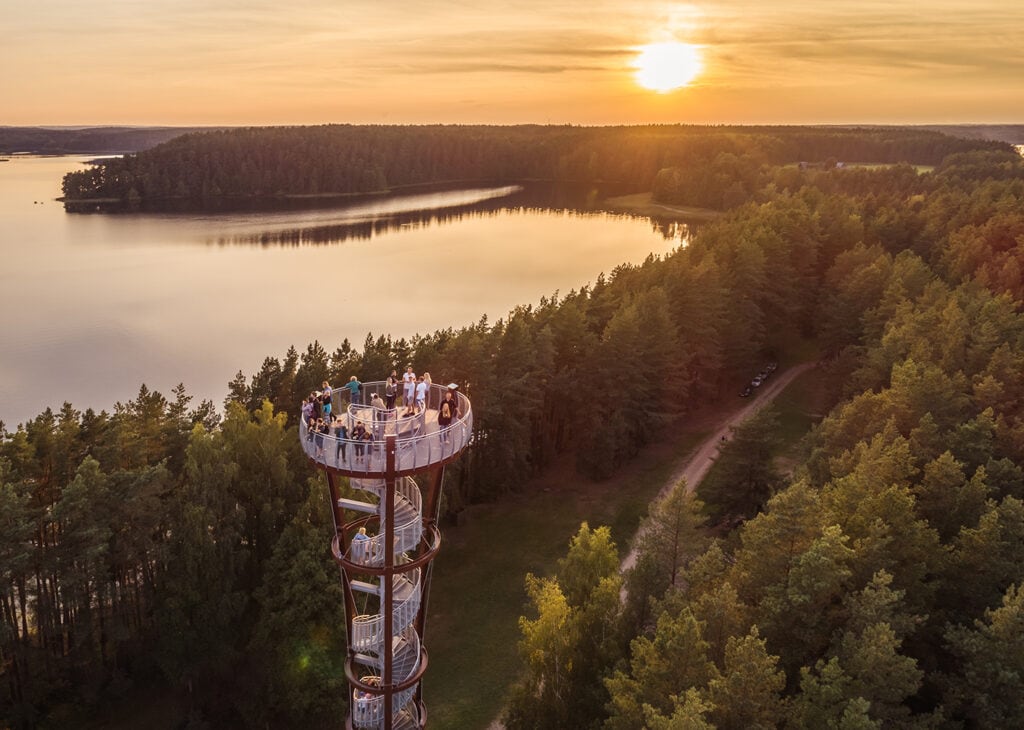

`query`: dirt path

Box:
[619,361,815,573]
[486,362,815,730]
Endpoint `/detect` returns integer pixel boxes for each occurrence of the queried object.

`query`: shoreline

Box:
[602,191,722,222]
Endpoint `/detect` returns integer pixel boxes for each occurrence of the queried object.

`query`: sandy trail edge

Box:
[619,361,816,573]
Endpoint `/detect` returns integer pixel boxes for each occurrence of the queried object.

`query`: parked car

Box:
[740,385,753,397]
[766,362,778,373]
[751,376,763,388]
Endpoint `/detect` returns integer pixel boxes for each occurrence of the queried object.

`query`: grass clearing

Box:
[601,191,722,222]
[424,427,708,728]
[846,162,935,173]
[772,364,830,457]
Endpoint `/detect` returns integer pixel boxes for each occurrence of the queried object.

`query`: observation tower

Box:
[300,381,473,729]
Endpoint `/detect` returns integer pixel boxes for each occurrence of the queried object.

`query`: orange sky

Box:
[3,1,1022,126]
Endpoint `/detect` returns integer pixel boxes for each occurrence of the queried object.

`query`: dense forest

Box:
[59,125,1006,211]
[3,131,1024,728]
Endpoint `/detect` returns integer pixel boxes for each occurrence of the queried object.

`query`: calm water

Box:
[0,156,686,426]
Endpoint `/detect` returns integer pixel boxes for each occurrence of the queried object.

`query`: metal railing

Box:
[350,569,422,653]
[347,477,424,565]
[351,681,418,729]
[351,630,421,728]
[300,382,472,473]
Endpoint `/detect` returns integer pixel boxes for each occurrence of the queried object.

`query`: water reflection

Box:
[1,156,693,425]
[204,183,692,247]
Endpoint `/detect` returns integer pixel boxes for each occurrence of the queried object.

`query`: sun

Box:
[633,42,702,93]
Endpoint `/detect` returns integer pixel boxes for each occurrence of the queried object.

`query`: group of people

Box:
[301,379,374,463]
[301,380,334,424]
[350,365,436,420]
[302,365,462,462]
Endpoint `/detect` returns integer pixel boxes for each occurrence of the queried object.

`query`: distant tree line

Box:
[4,141,1023,727]
[59,125,1008,210]
[0,127,222,156]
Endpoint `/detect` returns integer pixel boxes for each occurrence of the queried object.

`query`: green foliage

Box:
[706,627,787,730]
[557,523,620,608]
[642,688,715,730]
[623,482,707,634]
[0,390,314,728]
[505,523,623,730]
[793,658,881,730]
[243,486,346,728]
[945,584,1024,728]
[604,608,714,729]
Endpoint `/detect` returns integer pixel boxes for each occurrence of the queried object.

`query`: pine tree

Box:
[706,627,787,730]
[604,609,714,729]
[945,583,1024,728]
[699,407,784,520]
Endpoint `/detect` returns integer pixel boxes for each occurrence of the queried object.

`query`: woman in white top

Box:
[402,366,416,406]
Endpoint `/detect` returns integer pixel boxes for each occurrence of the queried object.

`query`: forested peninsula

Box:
[5,130,1024,728]
[59,124,1005,211]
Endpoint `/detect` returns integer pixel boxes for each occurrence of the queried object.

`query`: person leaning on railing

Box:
[333,416,349,463]
[343,375,362,405]
[371,392,386,421]
[437,388,458,441]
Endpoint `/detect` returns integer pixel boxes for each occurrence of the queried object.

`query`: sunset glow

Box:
[633,42,702,93]
[1,1,1022,125]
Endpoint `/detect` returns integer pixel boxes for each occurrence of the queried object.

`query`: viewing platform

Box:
[300,381,472,477]
[300,379,473,729]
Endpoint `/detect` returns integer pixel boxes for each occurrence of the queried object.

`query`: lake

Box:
[0,156,687,426]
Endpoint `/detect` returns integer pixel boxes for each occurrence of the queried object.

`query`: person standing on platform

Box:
[343,375,362,406]
[352,526,370,563]
[361,428,375,464]
[415,375,428,412]
[403,365,416,409]
[385,376,398,414]
[370,393,386,436]
[321,380,333,421]
[313,417,327,459]
[333,416,349,464]
[352,421,367,462]
[437,388,457,442]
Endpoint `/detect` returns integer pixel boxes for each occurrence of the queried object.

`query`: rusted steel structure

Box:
[300,381,472,729]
